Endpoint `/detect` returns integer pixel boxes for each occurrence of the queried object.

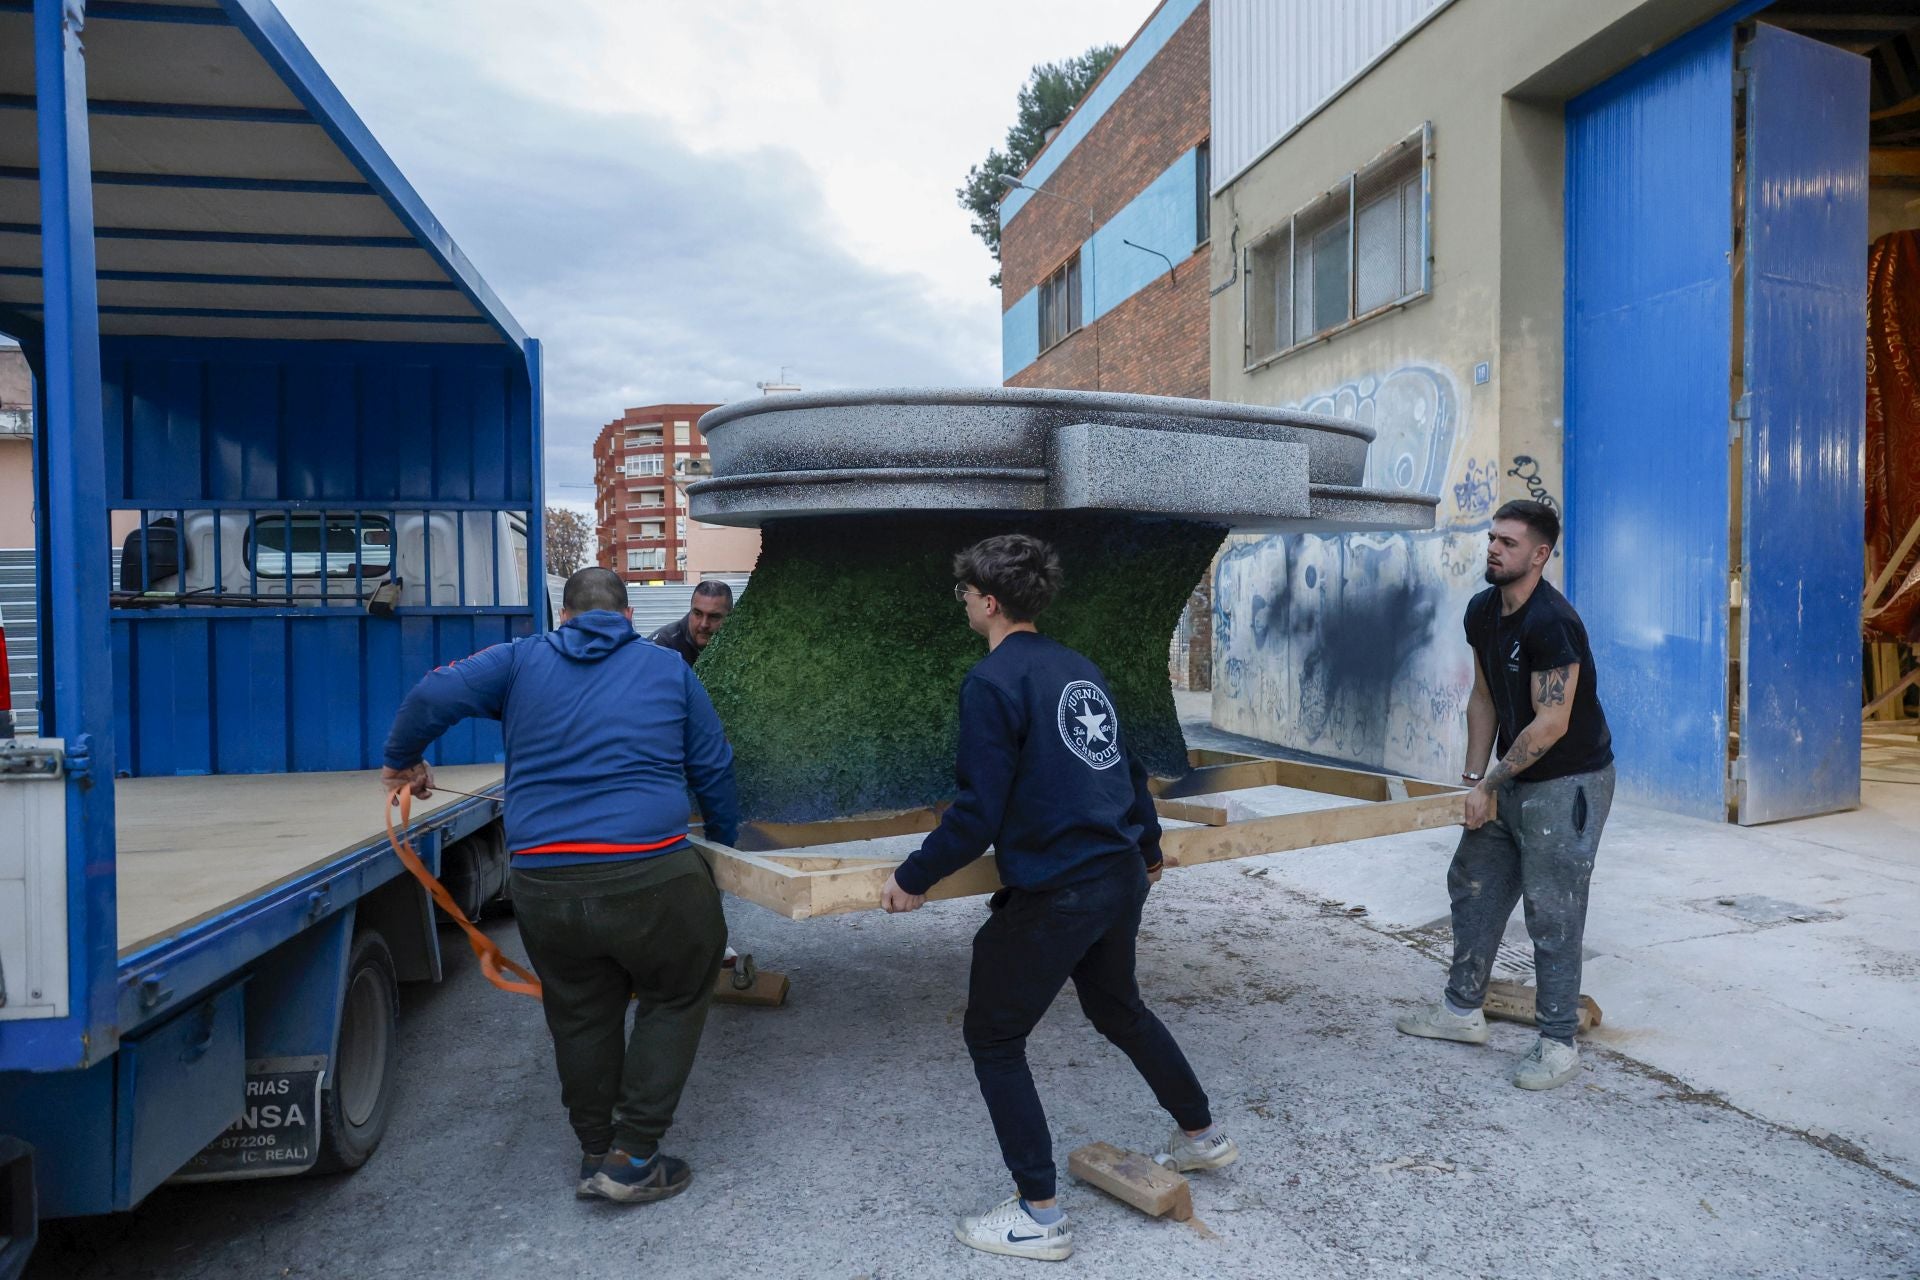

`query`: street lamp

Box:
[999,175,1099,391]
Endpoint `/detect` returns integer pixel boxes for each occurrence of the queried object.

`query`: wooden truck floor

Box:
[113,766,505,955]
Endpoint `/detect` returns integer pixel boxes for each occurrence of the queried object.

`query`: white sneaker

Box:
[954,1194,1073,1261]
[1512,1036,1581,1090]
[1160,1125,1239,1172]
[1395,1001,1490,1045]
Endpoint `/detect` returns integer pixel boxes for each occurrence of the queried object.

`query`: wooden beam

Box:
[1864,666,1920,720]
[1866,511,1920,612]
[1153,797,1230,826]
[1067,1142,1193,1221]
[1160,789,1462,867]
[733,806,942,852]
[1152,759,1278,798]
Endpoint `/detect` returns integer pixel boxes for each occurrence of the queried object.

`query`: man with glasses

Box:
[881,533,1236,1262]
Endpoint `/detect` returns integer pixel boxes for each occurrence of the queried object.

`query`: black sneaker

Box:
[576,1150,607,1198]
[585,1149,693,1204]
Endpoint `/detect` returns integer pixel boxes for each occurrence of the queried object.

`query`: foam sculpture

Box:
[685,388,1435,823]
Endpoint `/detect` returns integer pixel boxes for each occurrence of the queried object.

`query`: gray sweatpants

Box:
[1444,765,1615,1042]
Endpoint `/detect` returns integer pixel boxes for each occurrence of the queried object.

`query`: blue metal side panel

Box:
[1001,290,1040,380]
[1737,27,1868,824]
[0,1061,116,1216]
[1086,149,1201,326]
[102,339,536,775]
[17,0,122,1074]
[1565,23,1735,819]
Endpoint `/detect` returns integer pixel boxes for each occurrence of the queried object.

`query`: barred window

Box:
[1037,251,1083,352]
[1245,125,1429,367]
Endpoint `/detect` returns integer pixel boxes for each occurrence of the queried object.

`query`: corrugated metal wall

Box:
[1564,24,1735,820]
[1211,0,1449,189]
[104,338,538,777]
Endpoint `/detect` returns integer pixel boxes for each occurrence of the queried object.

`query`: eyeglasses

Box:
[952,584,986,604]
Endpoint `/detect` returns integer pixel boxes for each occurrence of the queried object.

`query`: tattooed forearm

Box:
[1482,725,1553,788]
[1534,665,1570,707]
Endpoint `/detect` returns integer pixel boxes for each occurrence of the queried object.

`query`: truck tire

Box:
[314,930,399,1174]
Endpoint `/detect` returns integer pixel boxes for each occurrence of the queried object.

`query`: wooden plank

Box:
[1483,979,1601,1034]
[1160,789,1463,868]
[1863,666,1920,720]
[1152,759,1278,799]
[1865,511,1920,612]
[1067,1142,1192,1221]
[1153,797,1230,826]
[1266,758,1392,801]
[733,807,942,852]
[115,765,505,954]
[794,853,1006,920]
[712,964,790,1007]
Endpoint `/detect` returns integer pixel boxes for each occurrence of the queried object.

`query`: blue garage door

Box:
[1566,23,1739,820]
[1736,26,1867,824]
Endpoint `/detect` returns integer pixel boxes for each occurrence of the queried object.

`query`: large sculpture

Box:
[687,389,1434,823]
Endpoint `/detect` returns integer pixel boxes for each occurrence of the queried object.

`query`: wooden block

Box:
[1067,1142,1193,1221]
[1483,979,1601,1033]
[712,968,790,1007]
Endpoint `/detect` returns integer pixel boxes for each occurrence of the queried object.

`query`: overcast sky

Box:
[274,0,1145,503]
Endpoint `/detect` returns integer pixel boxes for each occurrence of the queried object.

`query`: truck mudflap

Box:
[0,1135,35,1280]
[168,1057,324,1183]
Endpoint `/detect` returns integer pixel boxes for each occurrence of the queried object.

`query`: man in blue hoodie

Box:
[381,566,738,1206]
[879,534,1237,1262]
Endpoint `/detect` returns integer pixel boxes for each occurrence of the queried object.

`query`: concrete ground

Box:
[33,721,1920,1279]
[1179,690,1920,1192]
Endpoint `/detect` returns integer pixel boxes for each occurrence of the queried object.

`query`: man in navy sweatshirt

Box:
[880,534,1238,1262]
[381,566,738,1206]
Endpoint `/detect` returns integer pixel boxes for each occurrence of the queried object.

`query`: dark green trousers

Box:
[510,848,728,1156]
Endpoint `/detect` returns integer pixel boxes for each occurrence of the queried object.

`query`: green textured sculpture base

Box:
[698,513,1225,823]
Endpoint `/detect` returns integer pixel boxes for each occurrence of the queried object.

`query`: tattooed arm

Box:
[1465,663,1578,829]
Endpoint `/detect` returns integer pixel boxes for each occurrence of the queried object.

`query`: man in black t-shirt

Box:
[1395,500,1616,1091]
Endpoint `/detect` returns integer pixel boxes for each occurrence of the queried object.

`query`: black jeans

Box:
[963,857,1211,1202]
[510,848,728,1156]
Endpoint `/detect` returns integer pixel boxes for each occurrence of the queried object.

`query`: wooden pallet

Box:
[693,749,1466,920]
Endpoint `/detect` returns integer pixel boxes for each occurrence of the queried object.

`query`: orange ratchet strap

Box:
[384,789,543,1000]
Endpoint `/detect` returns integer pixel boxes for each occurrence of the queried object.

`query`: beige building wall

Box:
[1207,0,1739,780]
[684,519,760,579]
[1,348,32,546]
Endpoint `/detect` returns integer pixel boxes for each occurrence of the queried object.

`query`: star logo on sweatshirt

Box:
[1056,680,1122,771]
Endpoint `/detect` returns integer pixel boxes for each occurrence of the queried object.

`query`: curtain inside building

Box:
[1865,230,1920,644]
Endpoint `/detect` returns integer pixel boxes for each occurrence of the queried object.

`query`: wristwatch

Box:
[1461,771,1484,783]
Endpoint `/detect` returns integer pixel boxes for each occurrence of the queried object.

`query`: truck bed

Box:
[114,766,505,955]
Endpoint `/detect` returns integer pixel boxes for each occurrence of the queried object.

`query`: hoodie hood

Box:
[546,610,640,662]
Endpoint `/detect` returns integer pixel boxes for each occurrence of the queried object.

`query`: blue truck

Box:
[0,1,544,1266]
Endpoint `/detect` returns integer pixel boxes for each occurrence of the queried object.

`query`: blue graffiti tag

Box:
[1452,458,1495,517]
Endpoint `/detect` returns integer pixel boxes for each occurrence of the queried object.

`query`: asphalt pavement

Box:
[32,845,1920,1279]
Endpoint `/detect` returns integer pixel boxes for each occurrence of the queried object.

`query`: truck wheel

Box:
[315,930,399,1173]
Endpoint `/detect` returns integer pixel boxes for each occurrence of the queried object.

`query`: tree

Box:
[957,45,1119,288]
[544,506,593,578]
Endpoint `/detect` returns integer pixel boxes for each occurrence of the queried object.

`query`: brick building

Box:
[592,403,720,585]
[998,0,1213,686]
[998,0,1209,400]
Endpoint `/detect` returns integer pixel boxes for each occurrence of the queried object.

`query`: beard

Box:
[1484,562,1526,586]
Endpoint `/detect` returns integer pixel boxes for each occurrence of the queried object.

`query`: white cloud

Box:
[273,0,1148,493]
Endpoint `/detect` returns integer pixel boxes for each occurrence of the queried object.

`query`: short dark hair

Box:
[1492,499,1560,550]
[563,566,628,613]
[953,534,1063,622]
[691,580,734,607]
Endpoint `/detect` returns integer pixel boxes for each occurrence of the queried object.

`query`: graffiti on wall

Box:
[1214,364,1489,780]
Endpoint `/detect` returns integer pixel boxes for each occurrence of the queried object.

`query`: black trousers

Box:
[510,848,728,1156]
[963,857,1211,1201]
